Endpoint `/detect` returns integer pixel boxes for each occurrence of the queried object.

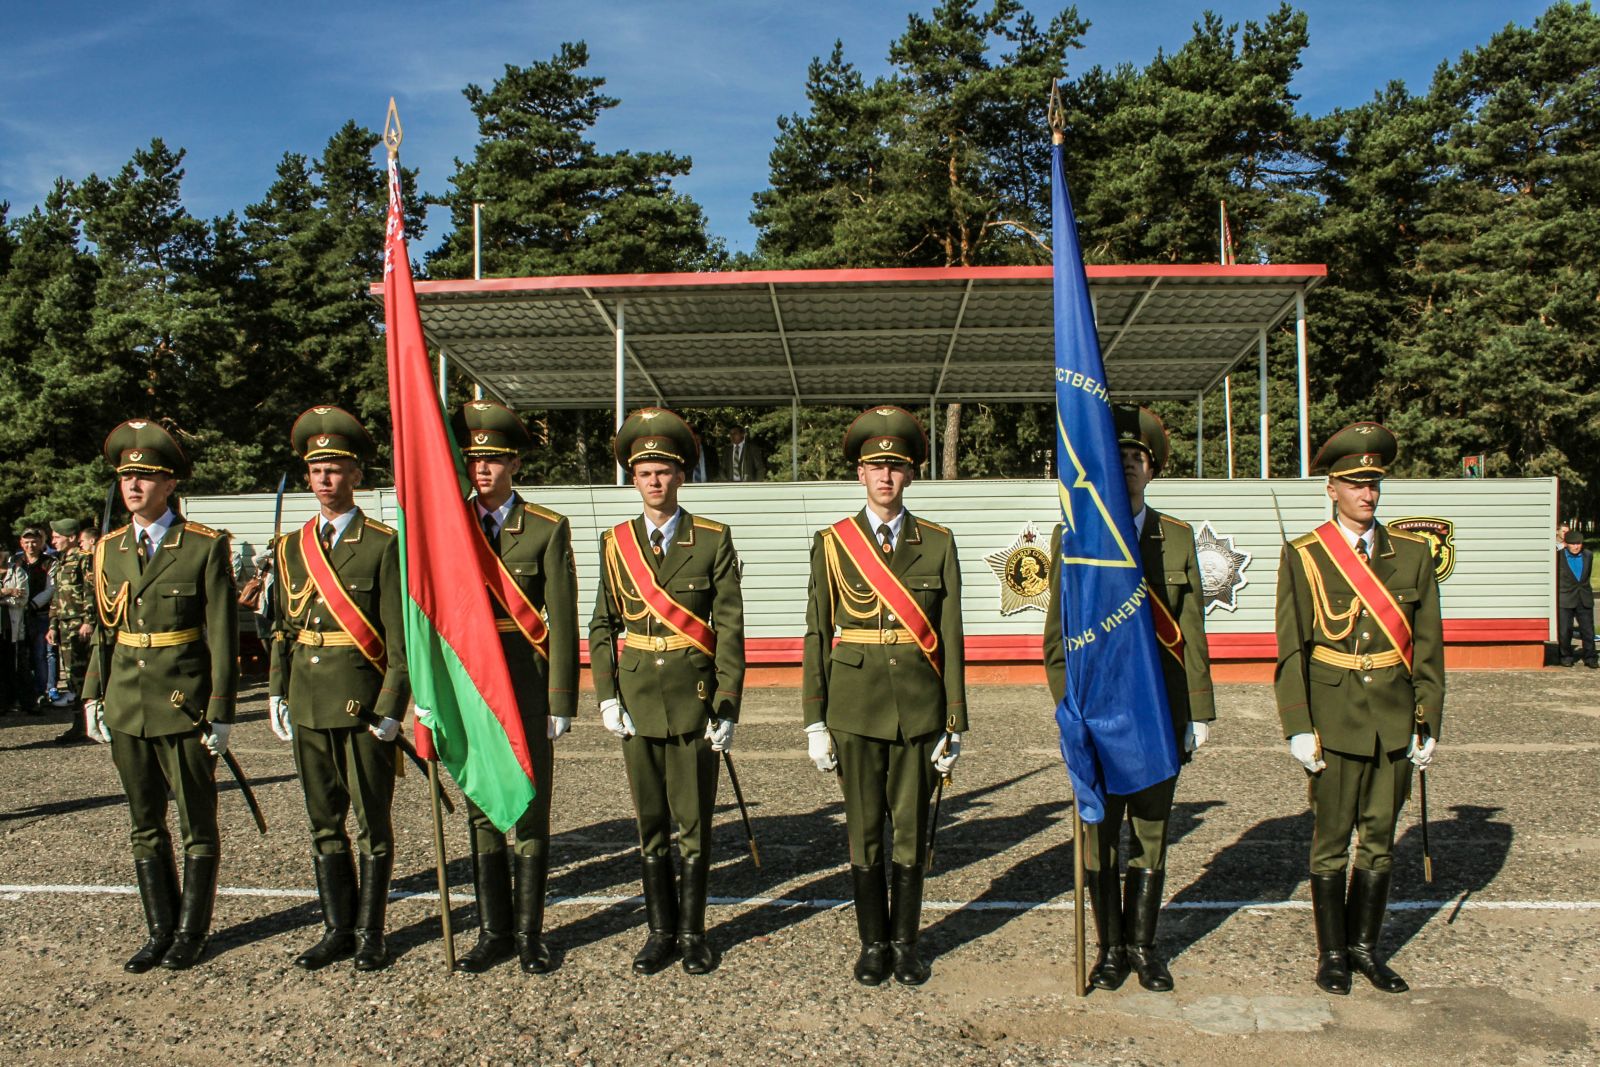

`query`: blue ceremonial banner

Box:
[1050,136,1181,824]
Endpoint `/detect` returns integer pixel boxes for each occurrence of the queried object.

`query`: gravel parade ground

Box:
[2,668,1596,1066]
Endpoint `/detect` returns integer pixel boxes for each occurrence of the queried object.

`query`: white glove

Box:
[83,700,109,744]
[268,695,293,741]
[1407,733,1436,771]
[706,717,735,752]
[548,715,572,740]
[1185,721,1210,753]
[600,698,635,739]
[202,721,232,757]
[368,716,401,743]
[932,732,961,775]
[804,722,837,772]
[1289,732,1325,773]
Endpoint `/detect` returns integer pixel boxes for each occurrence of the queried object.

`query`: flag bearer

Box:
[1275,422,1443,995]
[800,406,967,986]
[589,408,744,976]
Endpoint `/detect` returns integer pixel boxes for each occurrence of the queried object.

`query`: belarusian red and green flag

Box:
[383,148,536,831]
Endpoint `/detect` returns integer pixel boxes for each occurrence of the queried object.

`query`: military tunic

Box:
[802,510,967,868]
[1044,510,1214,870]
[588,510,744,860]
[270,508,409,858]
[84,517,239,859]
[1274,521,1444,874]
[465,494,579,857]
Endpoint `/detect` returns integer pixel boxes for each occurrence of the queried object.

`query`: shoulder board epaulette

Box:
[692,517,726,533]
[182,521,221,539]
[1159,514,1192,532]
[521,502,564,524]
[106,524,130,541]
[1290,531,1320,550]
[363,518,396,536]
[915,518,950,534]
[1387,528,1428,545]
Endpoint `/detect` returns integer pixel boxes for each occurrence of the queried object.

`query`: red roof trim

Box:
[371,262,1328,298]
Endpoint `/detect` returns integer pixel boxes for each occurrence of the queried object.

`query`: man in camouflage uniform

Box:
[49,518,97,742]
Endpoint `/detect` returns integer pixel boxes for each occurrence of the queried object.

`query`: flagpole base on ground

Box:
[428,758,455,972]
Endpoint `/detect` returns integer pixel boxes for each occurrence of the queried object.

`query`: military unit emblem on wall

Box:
[1389,517,1456,584]
[985,523,1052,615]
[1194,522,1251,614]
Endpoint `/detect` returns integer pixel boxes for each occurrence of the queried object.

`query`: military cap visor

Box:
[103,419,191,478]
[613,407,700,470]
[292,405,375,463]
[455,400,532,457]
[845,406,928,467]
[1113,405,1170,473]
[1312,421,1397,482]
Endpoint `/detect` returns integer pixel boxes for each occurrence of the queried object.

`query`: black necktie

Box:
[481,513,498,547]
[1355,538,1369,562]
[137,531,152,573]
[319,522,335,556]
[650,528,665,561]
[878,523,893,554]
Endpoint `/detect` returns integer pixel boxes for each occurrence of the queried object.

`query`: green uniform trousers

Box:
[1310,740,1413,875]
[834,729,938,869]
[1085,775,1178,872]
[109,728,218,860]
[292,723,396,859]
[621,731,717,860]
[466,728,554,856]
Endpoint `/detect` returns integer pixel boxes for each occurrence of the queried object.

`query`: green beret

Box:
[291,405,375,463]
[103,419,191,478]
[844,405,928,466]
[1113,405,1170,474]
[1311,422,1397,482]
[454,400,531,458]
[613,408,699,470]
[50,518,82,537]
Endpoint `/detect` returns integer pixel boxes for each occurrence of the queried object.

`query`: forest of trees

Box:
[1,1,1595,527]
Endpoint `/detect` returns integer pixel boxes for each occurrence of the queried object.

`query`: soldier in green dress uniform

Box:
[450,400,579,974]
[82,420,239,972]
[1044,405,1216,992]
[268,406,410,972]
[1275,422,1443,995]
[801,406,967,986]
[588,408,744,976]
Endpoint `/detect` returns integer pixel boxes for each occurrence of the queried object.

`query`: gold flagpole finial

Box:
[1047,78,1066,146]
[384,97,403,159]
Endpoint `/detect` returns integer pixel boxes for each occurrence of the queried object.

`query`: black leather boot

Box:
[125,852,179,973]
[294,853,357,970]
[889,862,931,985]
[1346,867,1408,993]
[353,853,393,971]
[1124,867,1173,992]
[456,843,515,973]
[514,848,552,974]
[851,864,892,985]
[1310,870,1351,994]
[1086,866,1128,990]
[160,854,218,970]
[677,855,714,974]
[631,854,677,975]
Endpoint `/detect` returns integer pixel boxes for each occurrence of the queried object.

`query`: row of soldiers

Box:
[80,401,1441,996]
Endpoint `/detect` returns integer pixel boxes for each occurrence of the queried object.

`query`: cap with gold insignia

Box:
[103,419,192,479]
[613,407,700,471]
[291,405,375,464]
[51,517,83,537]
[844,405,928,466]
[1113,404,1170,474]
[453,399,531,458]
[1310,421,1397,482]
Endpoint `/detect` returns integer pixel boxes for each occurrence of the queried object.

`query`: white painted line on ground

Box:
[2,884,1597,913]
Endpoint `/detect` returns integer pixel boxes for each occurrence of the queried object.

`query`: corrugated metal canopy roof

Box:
[390,264,1326,409]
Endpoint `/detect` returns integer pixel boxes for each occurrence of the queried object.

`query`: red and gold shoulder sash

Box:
[607,520,717,656]
[473,514,550,658]
[828,516,940,671]
[1310,521,1413,673]
[299,516,387,674]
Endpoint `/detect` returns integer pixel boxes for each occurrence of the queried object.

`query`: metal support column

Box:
[1296,289,1310,478]
[614,299,627,486]
[1196,391,1205,478]
[1224,376,1235,479]
[928,398,938,480]
[791,397,799,481]
[1258,330,1270,479]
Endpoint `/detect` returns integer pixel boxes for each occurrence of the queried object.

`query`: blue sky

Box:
[1,0,1557,258]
